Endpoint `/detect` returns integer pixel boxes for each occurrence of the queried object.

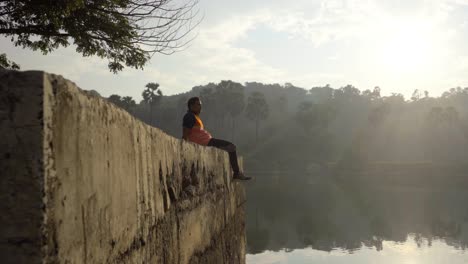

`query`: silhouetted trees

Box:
[107,94,136,113]
[107,80,468,171]
[108,95,124,107]
[246,92,269,143]
[295,102,334,134]
[121,96,136,113]
[0,53,20,70]
[142,82,163,125]
[220,81,245,141]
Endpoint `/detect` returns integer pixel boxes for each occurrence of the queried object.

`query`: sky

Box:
[3,0,468,101]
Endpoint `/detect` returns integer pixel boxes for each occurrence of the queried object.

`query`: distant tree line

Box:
[104,81,468,171]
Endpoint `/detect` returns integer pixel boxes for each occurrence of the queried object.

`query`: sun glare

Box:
[382,24,431,71]
[368,18,445,75]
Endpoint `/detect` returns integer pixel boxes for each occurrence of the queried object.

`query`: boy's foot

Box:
[233,172,252,181]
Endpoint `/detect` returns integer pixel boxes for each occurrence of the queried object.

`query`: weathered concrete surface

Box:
[0,70,246,264]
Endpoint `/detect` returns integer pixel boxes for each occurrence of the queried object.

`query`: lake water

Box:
[245,172,468,264]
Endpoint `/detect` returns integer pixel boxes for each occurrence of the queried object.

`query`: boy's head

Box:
[187,97,202,114]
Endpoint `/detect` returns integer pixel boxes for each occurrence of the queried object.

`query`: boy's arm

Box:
[182,113,195,140]
[182,127,191,140]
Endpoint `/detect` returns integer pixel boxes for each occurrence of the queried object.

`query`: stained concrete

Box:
[0,70,246,264]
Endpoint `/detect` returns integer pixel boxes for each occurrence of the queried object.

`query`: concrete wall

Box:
[0,70,246,264]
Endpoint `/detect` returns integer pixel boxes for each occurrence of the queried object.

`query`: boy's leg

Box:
[207,138,240,174]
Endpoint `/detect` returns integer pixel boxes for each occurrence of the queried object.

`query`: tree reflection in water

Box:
[246,173,468,255]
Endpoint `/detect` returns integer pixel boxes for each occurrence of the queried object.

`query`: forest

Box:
[103,81,468,172]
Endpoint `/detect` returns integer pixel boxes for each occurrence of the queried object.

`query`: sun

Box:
[369,18,444,75]
[382,24,431,72]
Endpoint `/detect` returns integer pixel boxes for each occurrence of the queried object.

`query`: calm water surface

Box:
[245,172,468,264]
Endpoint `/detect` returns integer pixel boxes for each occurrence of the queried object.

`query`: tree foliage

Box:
[0,0,200,72]
[219,80,245,120]
[107,94,136,112]
[122,96,136,111]
[107,80,468,170]
[246,92,269,122]
[246,91,269,142]
[194,81,245,137]
[295,102,334,134]
[142,82,163,104]
[0,53,20,70]
[108,94,124,107]
[142,82,163,124]
[219,80,245,140]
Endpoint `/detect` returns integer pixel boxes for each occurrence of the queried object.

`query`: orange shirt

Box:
[183,112,212,145]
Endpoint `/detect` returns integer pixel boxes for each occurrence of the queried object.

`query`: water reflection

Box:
[246,172,468,263]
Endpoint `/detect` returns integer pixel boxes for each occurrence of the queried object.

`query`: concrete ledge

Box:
[0,70,246,264]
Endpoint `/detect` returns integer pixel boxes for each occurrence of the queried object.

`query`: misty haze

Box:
[2,0,468,263]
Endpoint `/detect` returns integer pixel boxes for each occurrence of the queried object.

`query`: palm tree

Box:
[142,82,163,125]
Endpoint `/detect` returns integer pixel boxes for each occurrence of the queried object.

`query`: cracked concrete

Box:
[0,70,246,264]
